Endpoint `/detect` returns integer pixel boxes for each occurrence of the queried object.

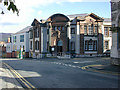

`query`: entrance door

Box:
[57,40,63,53]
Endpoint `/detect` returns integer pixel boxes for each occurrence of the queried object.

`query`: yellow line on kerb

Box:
[3,62,36,89]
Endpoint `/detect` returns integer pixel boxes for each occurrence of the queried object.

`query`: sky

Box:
[0,0,111,33]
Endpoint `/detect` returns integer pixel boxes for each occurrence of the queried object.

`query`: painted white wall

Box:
[75,25,80,54]
[6,43,12,52]
[103,22,112,52]
[41,27,47,53]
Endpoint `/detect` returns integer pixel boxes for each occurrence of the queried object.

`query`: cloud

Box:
[38,10,42,15]
[0,0,110,33]
[0,22,19,26]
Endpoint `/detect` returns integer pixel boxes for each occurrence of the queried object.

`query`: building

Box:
[0,33,12,58]
[111,0,120,64]
[0,33,12,42]
[29,19,48,58]
[0,41,6,57]
[29,13,112,58]
[6,26,31,58]
[103,18,112,53]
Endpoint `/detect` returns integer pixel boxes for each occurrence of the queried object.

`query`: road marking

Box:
[81,64,120,76]
[51,62,120,76]
[3,62,36,89]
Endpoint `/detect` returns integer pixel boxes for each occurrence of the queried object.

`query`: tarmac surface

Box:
[0,57,120,89]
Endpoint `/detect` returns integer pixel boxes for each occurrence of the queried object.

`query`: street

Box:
[1,57,119,88]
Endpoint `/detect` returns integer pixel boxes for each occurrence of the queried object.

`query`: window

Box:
[13,36,16,43]
[109,30,112,37]
[85,41,88,50]
[30,41,32,50]
[71,28,75,34]
[88,41,93,50]
[104,27,109,37]
[55,26,57,31]
[71,42,75,51]
[34,29,37,38]
[30,31,33,39]
[85,40,97,51]
[62,26,64,30]
[58,26,61,30]
[35,41,39,50]
[88,25,93,35]
[93,41,97,50]
[37,29,39,37]
[84,25,87,35]
[47,29,49,34]
[20,35,24,42]
[104,41,109,49]
[95,25,98,35]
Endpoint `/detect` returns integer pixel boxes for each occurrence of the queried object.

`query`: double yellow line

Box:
[3,62,36,89]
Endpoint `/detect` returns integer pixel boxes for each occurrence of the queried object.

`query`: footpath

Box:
[0,61,23,89]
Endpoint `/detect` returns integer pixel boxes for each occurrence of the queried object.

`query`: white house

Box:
[103,18,112,53]
[6,26,32,58]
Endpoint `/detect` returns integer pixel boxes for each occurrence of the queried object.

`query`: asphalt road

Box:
[1,57,119,88]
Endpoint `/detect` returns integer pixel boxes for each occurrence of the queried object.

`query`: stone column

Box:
[67,22,71,52]
[76,22,80,54]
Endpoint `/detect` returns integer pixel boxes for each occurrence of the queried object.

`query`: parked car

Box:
[103,50,110,56]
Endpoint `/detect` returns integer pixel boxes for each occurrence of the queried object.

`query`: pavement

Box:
[0,60,23,89]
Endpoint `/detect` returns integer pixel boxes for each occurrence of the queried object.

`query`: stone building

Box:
[29,13,112,58]
[111,0,120,64]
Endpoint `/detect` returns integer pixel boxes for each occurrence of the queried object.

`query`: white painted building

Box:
[6,26,32,58]
[103,18,112,53]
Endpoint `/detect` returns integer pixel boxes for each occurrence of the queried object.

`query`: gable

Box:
[88,13,104,22]
[31,19,40,26]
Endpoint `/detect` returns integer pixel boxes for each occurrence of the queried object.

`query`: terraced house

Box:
[29,13,112,58]
[6,26,31,58]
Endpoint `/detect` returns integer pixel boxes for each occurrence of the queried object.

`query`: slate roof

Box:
[14,26,32,34]
[104,18,111,22]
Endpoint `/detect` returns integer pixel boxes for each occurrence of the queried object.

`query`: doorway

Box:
[57,40,63,53]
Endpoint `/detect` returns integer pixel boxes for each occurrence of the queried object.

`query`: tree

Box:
[0,0,19,16]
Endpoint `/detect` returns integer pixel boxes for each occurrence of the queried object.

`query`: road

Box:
[1,57,119,88]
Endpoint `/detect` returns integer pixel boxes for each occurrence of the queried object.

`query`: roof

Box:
[14,26,32,35]
[104,18,111,22]
[31,18,40,26]
[67,13,88,19]
[67,13,104,21]
[0,33,12,42]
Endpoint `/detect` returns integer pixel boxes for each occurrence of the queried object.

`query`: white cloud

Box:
[38,10,42,15]
[0,0,110,33]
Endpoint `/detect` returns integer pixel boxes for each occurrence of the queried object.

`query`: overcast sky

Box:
[0,0,111,33]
